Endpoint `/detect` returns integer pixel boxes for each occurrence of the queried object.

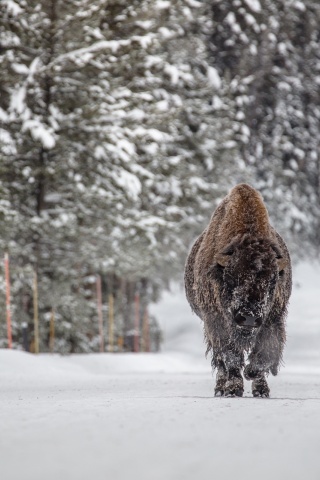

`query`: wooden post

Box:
[33,270,39,354]
[117,334,124,351]
[108,293,114,352]
[4,253,12,349]
[118,277,126,352]
[22,322,29,352]
[49,308,55,353]
[142,307,150,353]
[134,292,140,353]
[96,275,104,353]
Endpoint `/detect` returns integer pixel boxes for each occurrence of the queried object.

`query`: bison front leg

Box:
[224,367,244,397]
[214,360,243,397]
[222,348,245,397]
[211,352,243,397]
[214,360,227,396]
[252,375,270,398]
[211,348,244,397]
[244,321,285,398]
[244,366,270,397]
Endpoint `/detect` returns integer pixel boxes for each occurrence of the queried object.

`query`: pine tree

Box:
[0,0,237,351]
[210,0,320,254]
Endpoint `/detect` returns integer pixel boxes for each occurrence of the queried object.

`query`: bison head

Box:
[211,235,287,332]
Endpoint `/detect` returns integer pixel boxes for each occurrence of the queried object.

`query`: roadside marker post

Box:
[49,308,55,353]
[134,293,140,353]
[4,253,12,349]
[21,322,29,352]
[33,270,39,354]
[143,307,150,353]
[96,275,104,353]
[108,293,114,352]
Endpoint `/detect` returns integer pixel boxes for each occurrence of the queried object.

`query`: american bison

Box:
[184,184,292,397]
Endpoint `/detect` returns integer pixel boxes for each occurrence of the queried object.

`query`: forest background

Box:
[0,0,319,353]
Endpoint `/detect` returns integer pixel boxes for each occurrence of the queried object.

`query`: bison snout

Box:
[234,313,262,328]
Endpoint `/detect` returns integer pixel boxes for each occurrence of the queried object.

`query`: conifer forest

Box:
[0,0,319,353]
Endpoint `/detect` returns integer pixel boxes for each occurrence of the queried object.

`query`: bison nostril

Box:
[234,313,262,328]
[255,316,262,327]
[234,313,247,326]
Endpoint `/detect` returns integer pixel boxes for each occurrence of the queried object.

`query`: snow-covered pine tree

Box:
[0,0,237,351]
[210,0,320,255]
[74,0,237,280]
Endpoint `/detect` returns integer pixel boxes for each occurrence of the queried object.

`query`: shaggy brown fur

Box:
[184,184,292,398]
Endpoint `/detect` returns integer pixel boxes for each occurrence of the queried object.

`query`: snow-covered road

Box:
[1,263,320,480]
[1,351,320,480]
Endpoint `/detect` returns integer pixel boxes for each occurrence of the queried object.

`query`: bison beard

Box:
[184,184,292,398]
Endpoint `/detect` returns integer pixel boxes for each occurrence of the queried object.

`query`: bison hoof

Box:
[214,389,224,397]
[252,390,269,398]
[225,388,243,397]
[253,390,269,398]
[252,378,270,398]
[224,377,244,397]
[215,374,227,397]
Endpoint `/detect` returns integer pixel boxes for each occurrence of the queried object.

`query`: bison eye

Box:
[216,252,232,267]
[216,263,225,272]
[222,248,234,255]
[277,256,287,272]
[207,263,225,279]
[279,269,285,277]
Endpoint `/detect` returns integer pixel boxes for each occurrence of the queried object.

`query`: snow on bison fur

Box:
[184,184,292,398]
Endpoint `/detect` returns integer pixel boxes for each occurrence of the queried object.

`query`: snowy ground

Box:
[1,263,320,480]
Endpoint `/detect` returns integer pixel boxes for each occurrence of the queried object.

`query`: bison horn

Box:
[277,256,287,272]
[215,253,230,267]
